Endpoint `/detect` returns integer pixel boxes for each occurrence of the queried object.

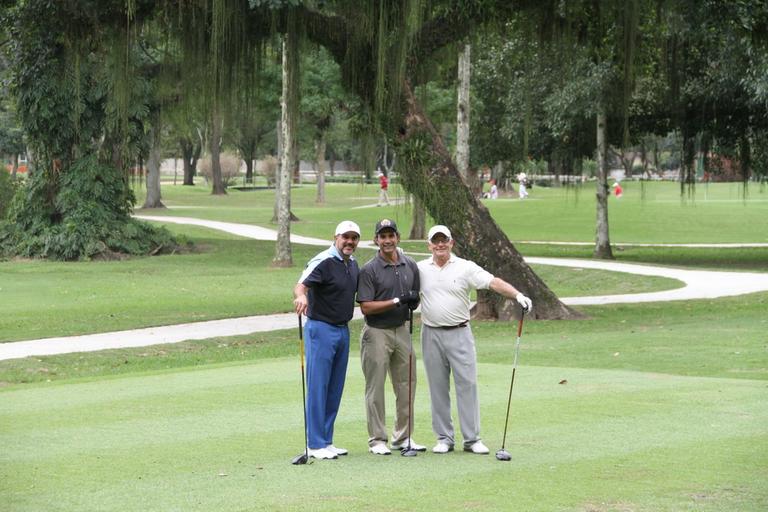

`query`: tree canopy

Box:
[1,0,766,316]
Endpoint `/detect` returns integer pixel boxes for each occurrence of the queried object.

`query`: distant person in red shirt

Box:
[378,171,390,207]
[613,182,623,199]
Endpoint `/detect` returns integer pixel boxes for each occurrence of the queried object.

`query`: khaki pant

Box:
[360,323,416,447]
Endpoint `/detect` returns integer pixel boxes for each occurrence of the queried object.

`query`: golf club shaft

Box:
[298,315,308,458]
[500,309,525,450]
[407,308,413,450]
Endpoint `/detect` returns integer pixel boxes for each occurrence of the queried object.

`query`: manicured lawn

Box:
[1,293,767,511]
[1,181,766,511]
[0,224,681,342]
[142,180,768,246]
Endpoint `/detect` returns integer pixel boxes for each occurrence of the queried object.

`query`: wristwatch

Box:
[392,297,401,307]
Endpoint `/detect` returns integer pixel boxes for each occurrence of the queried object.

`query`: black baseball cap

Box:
[374,218,399,235]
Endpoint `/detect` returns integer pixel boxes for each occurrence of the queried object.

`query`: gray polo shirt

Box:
[357,250,420,329]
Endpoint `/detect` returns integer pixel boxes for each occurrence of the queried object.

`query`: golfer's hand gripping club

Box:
[515,293,532,313]
[398,290,420,309]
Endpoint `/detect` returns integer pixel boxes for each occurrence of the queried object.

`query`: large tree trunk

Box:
[315,134,326,204]
[273,118,282,221]
[142,118,165,209]
[382,139,396,175]
[179,136,200,186]
[210,105,226,195]
[409,194,426,240]
[273,29,297,267]
[244,153,254,184]
[455,43,471,181]
[399,82,578,320]
[594,105,613,259]
[739,134,751,183]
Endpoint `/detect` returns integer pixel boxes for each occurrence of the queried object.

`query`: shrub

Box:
[0,155,177,260]
[199,152,242,187]
[260,155,278,186]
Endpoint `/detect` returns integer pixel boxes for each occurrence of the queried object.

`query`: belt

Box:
[432,322,468,330]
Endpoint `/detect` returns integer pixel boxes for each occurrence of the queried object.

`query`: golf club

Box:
[496,305,527,462]
[291,315,312,465]
[401,307,418,457]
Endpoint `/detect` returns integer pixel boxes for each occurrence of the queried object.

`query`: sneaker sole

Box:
[463,448,489,454]
[432,446,454,454]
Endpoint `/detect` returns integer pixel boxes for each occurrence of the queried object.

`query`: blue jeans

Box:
[304,319,350,449]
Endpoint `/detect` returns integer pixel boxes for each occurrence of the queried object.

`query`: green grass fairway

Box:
[0,225,681,342]
[140,180,768,246]
[2,181,766,510]
[2,293,767,511]
[2,358,766,511]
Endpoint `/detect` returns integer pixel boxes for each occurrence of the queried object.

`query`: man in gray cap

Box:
[356,218,424,455]
[418,224,533,455]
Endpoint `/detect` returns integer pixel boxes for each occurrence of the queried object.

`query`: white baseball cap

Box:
[427,225,452,241]
[335,220,361,236]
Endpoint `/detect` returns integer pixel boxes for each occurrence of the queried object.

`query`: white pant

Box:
[378,188,390,206]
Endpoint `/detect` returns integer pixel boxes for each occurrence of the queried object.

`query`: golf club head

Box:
[495,449,511,461]
[401,448,419,457]
[291,453,310,465]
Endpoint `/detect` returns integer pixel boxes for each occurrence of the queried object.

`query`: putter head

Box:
[291,453,310,465]
[495,449,511,461]
[401,447,419,457]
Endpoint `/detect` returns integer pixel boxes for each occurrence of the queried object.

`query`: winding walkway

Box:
[1,216,766,362]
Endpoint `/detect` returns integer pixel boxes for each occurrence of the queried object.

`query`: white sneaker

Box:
[368,443,392,455]
[432,441,454,454]
[464,440,490,454]
[391,438,427,452]
[326,444,348,456]
[307,447,338,460]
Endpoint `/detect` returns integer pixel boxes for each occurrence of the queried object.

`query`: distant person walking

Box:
[417,225,533,455]
[357,219,425,455]
[489,179,499,199]
[613,182,623,198]
[517,172,529,200]
[377,171,390,207]
[293,220,361,460]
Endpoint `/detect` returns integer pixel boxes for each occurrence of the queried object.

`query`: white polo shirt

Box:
[417,254,494,327]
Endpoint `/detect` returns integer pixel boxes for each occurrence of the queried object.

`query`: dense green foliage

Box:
[472,1,768,183]
[0,0,175,259]
[2,0,766,262]
[0,156,175,260]
[0,170,17,219]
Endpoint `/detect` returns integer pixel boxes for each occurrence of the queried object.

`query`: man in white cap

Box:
[357,218,425,455]
[417,225,533,455]
[293,220,361,460]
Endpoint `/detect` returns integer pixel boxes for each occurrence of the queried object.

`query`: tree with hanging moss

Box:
[0,0,176,260]
[282,1,581,319]
[3,0,580,316]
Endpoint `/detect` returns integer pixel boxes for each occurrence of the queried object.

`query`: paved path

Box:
[2,216,767,361]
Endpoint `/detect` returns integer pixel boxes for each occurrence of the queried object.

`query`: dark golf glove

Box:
[398,290,420,308]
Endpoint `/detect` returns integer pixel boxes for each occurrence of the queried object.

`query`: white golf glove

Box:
[515,293,532,313]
